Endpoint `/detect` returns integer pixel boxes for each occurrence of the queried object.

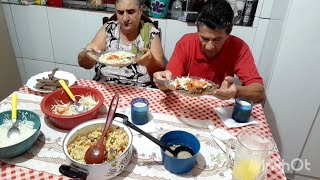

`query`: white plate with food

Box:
[97,50,141,67]
[166,76,219,97]
[26,68,77,93]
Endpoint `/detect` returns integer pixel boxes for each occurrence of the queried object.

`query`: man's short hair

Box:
[197,0,234,34]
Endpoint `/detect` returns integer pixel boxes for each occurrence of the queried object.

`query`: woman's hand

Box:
[213,76,237,100]
[84,44,103,62]
[136,48,153,66]
[78,44,103,69]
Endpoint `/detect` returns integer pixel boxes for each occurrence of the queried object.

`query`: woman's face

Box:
[116,0,142,32]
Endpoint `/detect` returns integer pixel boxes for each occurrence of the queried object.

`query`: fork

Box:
[82,48,106,56]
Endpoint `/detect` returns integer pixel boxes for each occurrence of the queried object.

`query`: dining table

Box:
[0,79,286,180]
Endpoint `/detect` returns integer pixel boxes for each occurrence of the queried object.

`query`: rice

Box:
[98,51,135,65]
[0,119,36,148]
[67,125,129,164]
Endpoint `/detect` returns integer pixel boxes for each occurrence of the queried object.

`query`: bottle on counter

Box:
[242,0,258,26]
[233,0,246,25]
[171,0,183,20]
[35,0,46,5]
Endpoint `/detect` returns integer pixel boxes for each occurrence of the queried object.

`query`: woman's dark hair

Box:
[197,0,234,34]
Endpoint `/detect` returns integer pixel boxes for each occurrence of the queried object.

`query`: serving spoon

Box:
[122,117,194,158]
[84,93,119,164]
[7,93,20,139]
[58,80,85,114]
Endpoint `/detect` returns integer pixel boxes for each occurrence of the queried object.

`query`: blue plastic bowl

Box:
[160,130,200,174]
[0,110,41,158]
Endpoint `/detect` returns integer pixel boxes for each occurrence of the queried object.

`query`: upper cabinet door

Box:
[2,4,21,58]
[11,5,54,62]
[47,7,86,65]
[164,20,197,61]
[84,11,112,44]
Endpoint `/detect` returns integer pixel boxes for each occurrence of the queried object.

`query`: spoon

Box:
[122,117,194,158]
[58,79,85,114]
[7,93,20,139]
[84,93,119,164]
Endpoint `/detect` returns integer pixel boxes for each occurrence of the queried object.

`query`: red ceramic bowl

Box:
[40,86,104,130]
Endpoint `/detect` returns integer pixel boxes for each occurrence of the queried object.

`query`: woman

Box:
[78,0,165,87]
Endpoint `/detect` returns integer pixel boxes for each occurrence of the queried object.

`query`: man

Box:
[153,0,265,103]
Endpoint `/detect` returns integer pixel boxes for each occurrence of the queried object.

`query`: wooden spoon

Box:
[84,93,119,164]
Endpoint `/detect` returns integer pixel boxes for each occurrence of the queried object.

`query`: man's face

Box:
[198,25,229,58]
[116,0,142,32]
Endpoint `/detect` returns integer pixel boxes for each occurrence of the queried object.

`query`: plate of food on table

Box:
[166,76,219,97]
[95,49,142,67]
[26,68,77,93]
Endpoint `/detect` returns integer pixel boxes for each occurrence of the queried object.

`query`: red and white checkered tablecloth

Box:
[0,79,286,180]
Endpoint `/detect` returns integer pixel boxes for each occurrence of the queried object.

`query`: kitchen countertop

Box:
[1,0,193,21]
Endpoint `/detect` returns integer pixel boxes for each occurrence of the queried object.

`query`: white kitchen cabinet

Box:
[16,58,27,85]
[251,18,269,66]
[164,19,196,61]
[297,106,320,178]
[164,19,257,62]
[47,7,87,65]
[55,63,91,80]
[262,0,320,175]
[232,25,256,49]
[23,58,56,80]
[257,19,283,88]
[11,4,54,62]
[2,4,21,58]
[84,11,112,43]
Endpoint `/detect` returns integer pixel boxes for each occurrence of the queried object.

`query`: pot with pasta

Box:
[59,113,132,180]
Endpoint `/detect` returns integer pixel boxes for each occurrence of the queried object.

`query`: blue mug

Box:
[232,97,253,123]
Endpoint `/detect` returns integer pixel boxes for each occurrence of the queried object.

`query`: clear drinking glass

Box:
[232,127,275,180]
[171,0,183,19]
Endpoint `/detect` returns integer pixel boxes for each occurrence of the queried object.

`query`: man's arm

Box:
[236,83,265,103]
[214,77,265,103]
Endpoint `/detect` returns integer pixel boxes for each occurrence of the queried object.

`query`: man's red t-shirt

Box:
[167,33,263,86]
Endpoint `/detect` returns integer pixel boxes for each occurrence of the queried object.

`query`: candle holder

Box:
[131,98,149,125]
[232,97,253,123]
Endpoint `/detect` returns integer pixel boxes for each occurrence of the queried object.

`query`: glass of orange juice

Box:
[232,127,275,180]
